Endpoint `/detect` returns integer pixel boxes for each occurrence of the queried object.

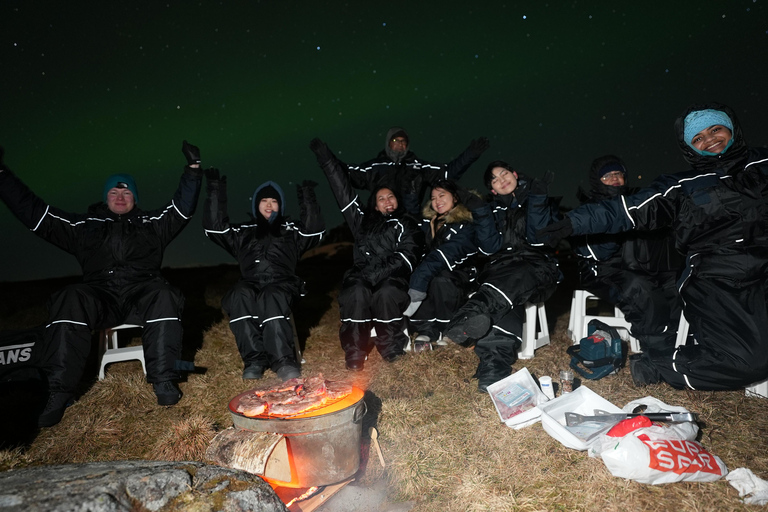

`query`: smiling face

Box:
[106,188,135,215]
[490,167,518,196]
[258,197,279,220]
[431,186,456,215]
[690,125,733,154]
[375,188,398,214]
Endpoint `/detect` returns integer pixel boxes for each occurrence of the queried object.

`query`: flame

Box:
[285,486,322,508]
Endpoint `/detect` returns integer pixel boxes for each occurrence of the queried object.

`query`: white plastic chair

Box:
[518,302,550,359]
[98,324,145,380]
[674,313,766,398]
[568,289,640,353]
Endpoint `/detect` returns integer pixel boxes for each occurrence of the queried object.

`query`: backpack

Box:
[566,319,624,380]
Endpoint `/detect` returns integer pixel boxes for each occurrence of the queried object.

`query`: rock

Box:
[0,460,287,512]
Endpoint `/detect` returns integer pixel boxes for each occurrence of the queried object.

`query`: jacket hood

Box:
[384,126,409,163]
[421,201,473,223]
[673,102,749,174]
[252,180,286,222]
[582,154,629,201]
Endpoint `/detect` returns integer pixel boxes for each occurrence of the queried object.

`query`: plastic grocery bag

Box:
[594,398,727,485]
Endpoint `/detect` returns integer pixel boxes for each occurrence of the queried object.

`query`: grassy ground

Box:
[0,245,766,511]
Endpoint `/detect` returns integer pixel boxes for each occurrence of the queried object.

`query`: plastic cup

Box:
[559,369,574,394]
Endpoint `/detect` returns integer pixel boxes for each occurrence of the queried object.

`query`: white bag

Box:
[596,399,727,485]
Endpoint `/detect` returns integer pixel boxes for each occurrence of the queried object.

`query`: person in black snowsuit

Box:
[443,161,561,391]
[203,170,324,382]
[572,155,683,355]
[310,138,425,371]
[311,127,490,215]
[0,142,203,427]
[404,179,478,350]
[538,102,768,391]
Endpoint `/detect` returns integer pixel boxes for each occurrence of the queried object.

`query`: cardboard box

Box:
[537,385,622,450]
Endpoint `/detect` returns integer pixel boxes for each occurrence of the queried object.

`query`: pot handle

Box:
[353,400,368,424]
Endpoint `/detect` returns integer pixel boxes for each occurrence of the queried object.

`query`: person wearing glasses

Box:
[538,102,768,391]
[570,155,683,356]
[309,127,490,215]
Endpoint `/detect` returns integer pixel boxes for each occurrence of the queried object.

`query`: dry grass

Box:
[1,255,767,511]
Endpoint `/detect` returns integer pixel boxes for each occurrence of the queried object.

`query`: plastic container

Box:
[537,385,622,450]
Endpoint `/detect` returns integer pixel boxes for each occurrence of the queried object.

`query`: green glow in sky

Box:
[2,0,767,280]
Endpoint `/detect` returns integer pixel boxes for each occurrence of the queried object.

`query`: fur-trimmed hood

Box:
[421,202,473,224]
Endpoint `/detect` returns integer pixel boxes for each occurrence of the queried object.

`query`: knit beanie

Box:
[251,181,285,223]
[597,161,626,178]
[683,109,734,153]
[103,174,139,204]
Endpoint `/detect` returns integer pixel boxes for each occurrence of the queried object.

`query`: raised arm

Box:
[295,179,325,253]
[310,137,364,234]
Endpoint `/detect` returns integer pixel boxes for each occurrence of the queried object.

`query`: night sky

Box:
[2,1,767,281]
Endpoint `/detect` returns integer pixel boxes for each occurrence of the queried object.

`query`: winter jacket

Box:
[346,128,483,215]
[410,203,477,293]
[566,103,768,260]
[0,166,202,284]
[203,179,324,286]
[319,155,424,286]
[474,173,560,263]
[572,159,682,278]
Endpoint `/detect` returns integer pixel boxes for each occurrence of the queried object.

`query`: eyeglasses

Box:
[390,138,408,146]
[600,171,624,183]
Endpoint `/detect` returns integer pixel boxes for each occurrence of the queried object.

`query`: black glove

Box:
[309,138,334,166]
[456,185,486,211]
[466,136,490,158]
[300,179,318,191]
[181,140,201,166]
[536,217,574,248]
[530,170,555,195]
[204,167,220,181]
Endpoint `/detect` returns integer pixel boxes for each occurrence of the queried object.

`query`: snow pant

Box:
[42,278,184,393]
[649,250,768,390]
[409,268,472,341]
[579,262,681,356]
[447,254,559,385]
[221,280,299,373]
[473,308,525,387]
[337,274,410,364]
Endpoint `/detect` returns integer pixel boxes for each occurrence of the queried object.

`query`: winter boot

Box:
[37,392,74,428]
[153,381,183,406]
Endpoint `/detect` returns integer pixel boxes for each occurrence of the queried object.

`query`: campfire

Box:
[207,374,366,510]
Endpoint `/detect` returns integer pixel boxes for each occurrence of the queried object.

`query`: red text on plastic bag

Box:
[638,435,724,476]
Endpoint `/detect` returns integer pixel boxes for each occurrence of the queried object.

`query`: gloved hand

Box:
[536,217,574,248]
[181,140,201,166]
[300,179,318,191]
[466,136,490,158]
[530,170,554,195]
[204,167,220,181]
[456,185,486,211]
[309,138,334,165]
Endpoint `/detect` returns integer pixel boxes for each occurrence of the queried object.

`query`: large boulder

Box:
[0,460,287,512]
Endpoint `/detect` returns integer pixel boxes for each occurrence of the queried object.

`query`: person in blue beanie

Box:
[538,102,768,391]
[203,172,324,381]
[0,141,204,427]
